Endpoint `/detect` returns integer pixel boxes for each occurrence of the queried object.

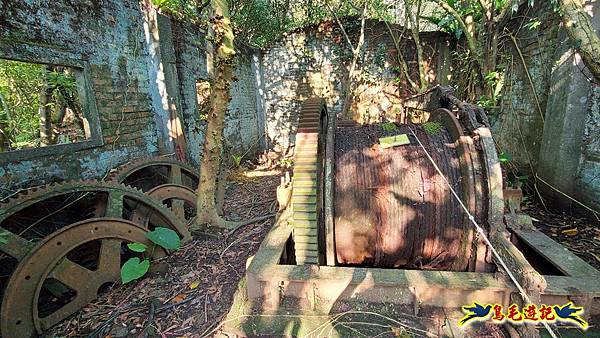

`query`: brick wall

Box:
[259,20,450,150]
[0,0,162,196]
[0,0,260,197]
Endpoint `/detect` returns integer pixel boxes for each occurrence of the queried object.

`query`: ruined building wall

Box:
[257,20,451,150]
[493,1,600,210]
[0,0,260,197]
[493,2,559,168]
[171,21,260,165]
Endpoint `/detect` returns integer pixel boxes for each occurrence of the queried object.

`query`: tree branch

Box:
[432,0,481,60]
[559,0,600,83]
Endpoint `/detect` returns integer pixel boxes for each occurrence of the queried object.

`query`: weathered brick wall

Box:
[0,0,161,196]
[259,20,450,150]
[0,0,260,197]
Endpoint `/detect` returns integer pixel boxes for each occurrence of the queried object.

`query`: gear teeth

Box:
[105,156,198,184]
[0,180,189,241]
[292,98,326,266]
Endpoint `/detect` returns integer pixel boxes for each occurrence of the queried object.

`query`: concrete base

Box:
[242,209,600,336]
[222,276,493,337]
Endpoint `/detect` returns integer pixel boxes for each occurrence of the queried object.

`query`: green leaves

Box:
[524,19,541,30]
[232,154,243,168]
[145,227,181,250]
[120,228,181,284]
[423,121,442,135]
[381,122,398,133]
[127,242,148,253]
[499,152,512,163]
[121,258,150,284]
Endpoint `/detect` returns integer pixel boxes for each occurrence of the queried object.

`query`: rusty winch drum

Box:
[291,101,487,271]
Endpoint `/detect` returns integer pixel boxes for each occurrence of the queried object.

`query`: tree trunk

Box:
[0,91,11,151]
[340,2,368,120]
[193,0,236,230]
[39,67,54,146]
[559,0,600,83]
[406,0,427,92]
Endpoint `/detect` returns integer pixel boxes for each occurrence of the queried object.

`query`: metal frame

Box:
[246,98,600,319]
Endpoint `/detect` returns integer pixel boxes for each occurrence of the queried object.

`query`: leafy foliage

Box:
[145,227,181,250]
[381,122,398,133]
[499,151,512,163]
[231,154,243,168]
[120,227,181,284]
[151,0,204,22]
[230,0,388,48]
[121,257,151,284]
[0,59,84,151]
[127,242,148,252]
[0,60,46,149]
[423,121,442,135]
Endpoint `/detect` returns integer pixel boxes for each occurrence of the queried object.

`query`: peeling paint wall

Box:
[0,0,160,196]
[493,2,600,210]
[0,0,260,197]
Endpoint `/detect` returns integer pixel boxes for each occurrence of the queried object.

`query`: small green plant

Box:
[120,227,181,284]
[524,19,542,30]
[231,154,243,168]
[279,158,294,169]
[381,122,398,133]
[423,121,442,135]
[498,152,512,163]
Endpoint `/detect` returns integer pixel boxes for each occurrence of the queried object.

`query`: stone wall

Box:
[0,0,260,197]
[258,20,451,150]
[172,21,260,165]
[493,2,559,167]
[492,1,600,211]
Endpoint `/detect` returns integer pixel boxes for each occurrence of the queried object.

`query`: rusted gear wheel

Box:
[0,180,190,247]
[107,157,199,221]
[0,181,189,336]
[0,219,166,338]
[107,156,198,191]
[132,184,197,223]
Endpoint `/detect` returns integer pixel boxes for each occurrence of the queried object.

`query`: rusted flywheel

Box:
[290,98,327,265]
[107,157,199,221]
[0,181,188,337]
[1,219,166,338]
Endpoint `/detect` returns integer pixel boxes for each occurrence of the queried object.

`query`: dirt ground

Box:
[47,167,600,337]
[50,168,283,337]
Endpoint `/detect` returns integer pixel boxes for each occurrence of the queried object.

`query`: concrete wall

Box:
[493,2,559,168]
[0,0,260,197]
[493,1,600,211]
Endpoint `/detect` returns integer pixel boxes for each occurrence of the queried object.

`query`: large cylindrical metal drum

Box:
[333,123,473,271]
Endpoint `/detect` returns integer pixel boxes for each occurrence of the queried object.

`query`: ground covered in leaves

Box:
[46,169,600,337]
[523,198,600,270]
[50,168,282,337]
